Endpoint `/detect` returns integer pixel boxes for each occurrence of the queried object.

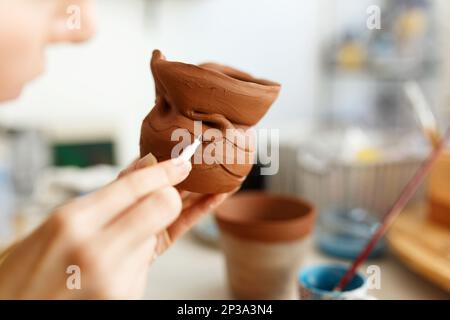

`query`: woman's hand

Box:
[118,154,231,256]
[0,154,229,299]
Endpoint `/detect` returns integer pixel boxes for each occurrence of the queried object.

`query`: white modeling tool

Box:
[179,135,202,161]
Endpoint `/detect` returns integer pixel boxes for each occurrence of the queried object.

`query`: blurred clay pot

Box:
[215,192,316,299]
[427,151,450,227]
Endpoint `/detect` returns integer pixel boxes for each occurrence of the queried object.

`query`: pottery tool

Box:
[179,135,202,162]
[145,135,201,167]
[334,128,450,292]
[404,81,441,148]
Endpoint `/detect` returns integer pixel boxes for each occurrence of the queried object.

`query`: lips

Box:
[140,50,280,193]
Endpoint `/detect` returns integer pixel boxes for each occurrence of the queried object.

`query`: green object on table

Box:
[52,141,115,168]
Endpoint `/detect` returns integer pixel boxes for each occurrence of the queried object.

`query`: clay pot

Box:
[214,192,316,299]
[427,151,450,227]
[140,50,281,193]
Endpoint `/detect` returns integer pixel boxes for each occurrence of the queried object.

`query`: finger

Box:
[117,158,139,178]
[118,153,158,178]
[73,157,191,227]
[172,193,229,239]
[103,186,182,250]
[123,235,156,298]
[109,231,158,268]
[135,153,158,170]
[90,233,155,299]
[127,265,151,299]
[155,193,229,255]
[180,190,191,200]
[181,192,204,210]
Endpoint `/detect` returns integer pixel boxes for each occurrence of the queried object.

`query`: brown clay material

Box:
[214,192,316,242]
[427,151,450,227]
[140,50,281,193]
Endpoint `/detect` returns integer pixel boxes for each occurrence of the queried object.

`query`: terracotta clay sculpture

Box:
[215,192,316,299]
[140,50,280,193]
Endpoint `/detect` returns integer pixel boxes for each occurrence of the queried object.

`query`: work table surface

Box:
[145,232,449,300]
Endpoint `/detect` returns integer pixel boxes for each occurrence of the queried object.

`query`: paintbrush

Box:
[334,128,450,292]
[404,81,441,149]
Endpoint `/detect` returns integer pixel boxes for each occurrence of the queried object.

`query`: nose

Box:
[49,1,96,44]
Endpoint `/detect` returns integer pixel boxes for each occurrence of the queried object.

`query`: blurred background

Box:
[0,0,449,299]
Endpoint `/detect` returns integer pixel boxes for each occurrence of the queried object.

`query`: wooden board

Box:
[387,205,450,293]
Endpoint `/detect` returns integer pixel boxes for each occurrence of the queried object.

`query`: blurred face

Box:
[0,0,95,102]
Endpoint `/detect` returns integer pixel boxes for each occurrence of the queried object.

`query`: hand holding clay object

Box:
[0,153,231,299]
[140,50,281,193]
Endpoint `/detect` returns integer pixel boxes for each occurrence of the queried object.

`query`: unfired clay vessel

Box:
[140,50,280,193]
[214,192,316,299]
[428,151,450,227]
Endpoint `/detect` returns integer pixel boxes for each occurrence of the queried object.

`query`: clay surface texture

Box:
[140,50,280,193]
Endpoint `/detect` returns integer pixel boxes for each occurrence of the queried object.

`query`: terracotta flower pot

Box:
[427,151,450,227]
[140,50,280,193]
[215,192,316,299]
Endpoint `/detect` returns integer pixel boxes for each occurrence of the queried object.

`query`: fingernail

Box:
[138,153,158,168]
[171,157,192,172]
